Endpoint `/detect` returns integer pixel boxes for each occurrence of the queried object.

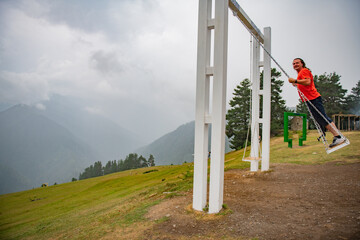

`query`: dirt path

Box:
[145,162,360,240]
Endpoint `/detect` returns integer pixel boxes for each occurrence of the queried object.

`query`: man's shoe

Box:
[329,137,345,148]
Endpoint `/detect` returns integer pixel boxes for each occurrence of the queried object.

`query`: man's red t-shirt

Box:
[297,68,321,102]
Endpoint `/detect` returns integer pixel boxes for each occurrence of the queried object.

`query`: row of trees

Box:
[77,153,155,180]
[226,68,360,150]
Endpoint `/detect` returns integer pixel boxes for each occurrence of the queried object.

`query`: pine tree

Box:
[93,161,103,177]
[139,155,148,168]
[123,153,139,170]
[296,72,348,128]
[89,165,94,178]
[226,68,288,150]
[314,72,347,116]
[226,78,251,150]
[148,154,155,167]
[111,160,117,173]
[266,68,289,134]
[118,159,125,171]
[123,155,132,170]
[103,160,112,175]
[345,80,360,114]
[79,165,92,180]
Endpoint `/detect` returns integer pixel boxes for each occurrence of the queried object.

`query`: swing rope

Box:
[232,10,349,153]
[242,85,252,160]
[242,36,262,161]
[242,36,253,161]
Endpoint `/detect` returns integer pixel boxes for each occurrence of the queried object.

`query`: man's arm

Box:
[288,78,311,86]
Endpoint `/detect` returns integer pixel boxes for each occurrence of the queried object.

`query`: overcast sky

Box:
[1,0,359,142]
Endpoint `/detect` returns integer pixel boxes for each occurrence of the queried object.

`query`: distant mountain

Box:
[38,95,144,161]
[136,121,232,166]
[0,105,99,194]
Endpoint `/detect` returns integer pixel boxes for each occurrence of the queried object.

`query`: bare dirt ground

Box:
[144,162,360,240]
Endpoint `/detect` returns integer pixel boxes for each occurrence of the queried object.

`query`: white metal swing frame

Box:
[193,0,349,215]
[193,0,271,213]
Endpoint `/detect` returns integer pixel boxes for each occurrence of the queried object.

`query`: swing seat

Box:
[243,157,261,172]
[242,157,262,162]
[326,138,350,154]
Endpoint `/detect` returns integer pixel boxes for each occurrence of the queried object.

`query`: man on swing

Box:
[288,58,345,148]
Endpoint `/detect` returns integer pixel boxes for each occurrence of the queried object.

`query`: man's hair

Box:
[294,57,311,71]
[294,58,306,68]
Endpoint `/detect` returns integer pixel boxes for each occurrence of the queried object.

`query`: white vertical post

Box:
[262,27,271,171]
[194,0,271,213]
[250,36,260,172]
[208,0,228,214]
[193,0,212,211]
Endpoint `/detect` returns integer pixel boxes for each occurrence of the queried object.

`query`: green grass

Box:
[270,130,360,164]
[0,131,359,239]
[0,164,194,239]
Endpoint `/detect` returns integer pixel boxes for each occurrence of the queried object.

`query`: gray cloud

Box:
[0,0,359,142]
[0,71,49,104]
[89,50,123,75]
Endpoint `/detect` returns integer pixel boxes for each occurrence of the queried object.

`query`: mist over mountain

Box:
[38,95,144,161]
[136,121,232,166]
[0,96,146,194]
[0,97,232,194]
[0,105,99,194]
[0,162,31,195]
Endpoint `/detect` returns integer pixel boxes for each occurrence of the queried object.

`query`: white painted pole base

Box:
[243,157,261,172]
[250,160,259,172]
[193,0,228,214]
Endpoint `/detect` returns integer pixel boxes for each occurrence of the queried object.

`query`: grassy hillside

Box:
[0,131,359,239]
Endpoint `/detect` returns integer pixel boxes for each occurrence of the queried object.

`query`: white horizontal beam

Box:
[228,0,264,43]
